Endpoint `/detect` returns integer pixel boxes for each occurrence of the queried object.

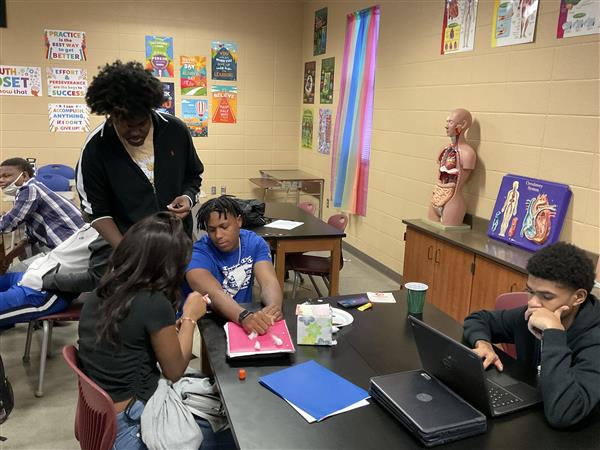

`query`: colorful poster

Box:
[314,7,328,56]
[320,57,335,104]
[182,98,208,137]
[302,109,314,149]
[318,109,332,155]
[491,0,539,47]
[211,85,237,124]
[211,41,237,81]
[48,103,90,132]
[145,35,174,77]
[44,29,87,61]
[441,0,479,54]
[157,82,175,115]
[180,56,207,96]
[557,0,600,38]
[303,61,316,104]
[0,65,42,96]
[487,174,572,252]
[46,68,87,98]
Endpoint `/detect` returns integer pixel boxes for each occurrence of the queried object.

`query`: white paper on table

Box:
[366,292,396,303]
[264,220,303,230]
[285,398,370,423]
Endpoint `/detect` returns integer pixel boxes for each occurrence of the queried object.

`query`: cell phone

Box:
[337,297,369,308]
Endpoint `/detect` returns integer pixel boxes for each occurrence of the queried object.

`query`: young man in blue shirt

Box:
[185,196,283,335]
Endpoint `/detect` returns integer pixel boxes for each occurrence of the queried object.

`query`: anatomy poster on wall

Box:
[157,82,175,115]
[0,65,42,96]
[320,57,335,104]
[303,61,316,104]
[318,109,332,155]
[48,103,90,132]
[145,35,174,77]
[211,85,237,123]
[557,0,600,38]
[47,68,87,97]
[182,98,208,137]
[487,174,572,252]
[211,41,237,81]
[491,0,539,47]
[302,109,314,149]
[314,7,328,56]
[180,56,207,96]
[441,0,478,54]
[44,29,87,61]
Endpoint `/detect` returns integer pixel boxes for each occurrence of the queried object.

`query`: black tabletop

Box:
[200,291,600,450]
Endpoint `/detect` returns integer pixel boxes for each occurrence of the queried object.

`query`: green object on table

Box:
[405,282,428,314]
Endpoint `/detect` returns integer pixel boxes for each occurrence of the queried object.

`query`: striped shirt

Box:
[0,178,85,249]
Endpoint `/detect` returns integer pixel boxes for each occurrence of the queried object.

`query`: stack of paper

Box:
[225,320,295,358]
[264,219,303,230]
[367,292,396,303]
[259,360,370,422]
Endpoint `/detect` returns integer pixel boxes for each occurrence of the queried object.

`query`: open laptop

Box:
[408,316,541,417]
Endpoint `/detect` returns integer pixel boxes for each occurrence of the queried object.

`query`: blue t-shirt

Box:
[184,229,272,303]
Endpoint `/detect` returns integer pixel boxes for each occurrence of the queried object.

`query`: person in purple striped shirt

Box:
[0,158,84,252]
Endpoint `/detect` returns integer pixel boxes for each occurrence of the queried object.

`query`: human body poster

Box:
[182,98,208,137]
[441,0,478,54]
[211,41,237,81]
[491,0,539,47]
[44,29,87,61]
[145,36,174,77]
[158,82,175,115]
[303,61,316,104]
[0,65,42,96]
[47,68,87,98]
[320,57,334,104]
[318,109,332,155]
[314,7,328,56]
[557,0,600,38]
[180,56,207,96]
[211,85,237,124]
[48,103,90,132]
[302,109,313,149]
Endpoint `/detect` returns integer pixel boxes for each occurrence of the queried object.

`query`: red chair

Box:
[23,303,82,397]
[288,213,348,298]
[298,202,316,216]
[494,292,529,359]
[62,345,117,450]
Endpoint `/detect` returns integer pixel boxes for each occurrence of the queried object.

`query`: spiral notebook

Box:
[224,320,295,358]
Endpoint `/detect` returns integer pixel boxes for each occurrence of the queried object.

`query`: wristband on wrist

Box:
[180,316,197,326]
[238,309,253,324]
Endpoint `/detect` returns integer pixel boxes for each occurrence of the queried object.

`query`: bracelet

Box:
[180,316,197,326]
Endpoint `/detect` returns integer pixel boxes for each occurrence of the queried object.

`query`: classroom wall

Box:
[0,0,303,206]
[299,0,600,274]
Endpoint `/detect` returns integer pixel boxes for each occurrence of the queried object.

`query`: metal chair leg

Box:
[22,321,35,363]
[308,275,323,297]
[291,271,300,299]
[35,320,50,397]
[46,321,54,358]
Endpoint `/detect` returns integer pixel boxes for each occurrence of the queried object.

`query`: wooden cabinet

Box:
[470,256,528,313]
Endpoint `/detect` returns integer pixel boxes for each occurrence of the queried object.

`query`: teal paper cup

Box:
[404,282,428,315]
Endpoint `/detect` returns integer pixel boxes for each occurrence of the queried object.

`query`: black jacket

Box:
[76,111,203,235]
[463,295,600,428]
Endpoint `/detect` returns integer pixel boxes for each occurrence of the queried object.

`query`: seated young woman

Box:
[77,212,234,449]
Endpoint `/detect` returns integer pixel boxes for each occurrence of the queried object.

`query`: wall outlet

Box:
[326,198,330,208]
[221,186,227,194]
[210,186,216,195]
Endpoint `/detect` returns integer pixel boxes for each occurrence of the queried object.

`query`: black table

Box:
[200,291,600,449]
[253,203,346,296]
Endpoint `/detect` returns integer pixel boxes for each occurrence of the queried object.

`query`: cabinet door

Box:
[402,228,435,289]
[470,255,529,313]
[430,240,474,323]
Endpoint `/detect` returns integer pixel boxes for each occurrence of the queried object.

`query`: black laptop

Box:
[409,316,541,417]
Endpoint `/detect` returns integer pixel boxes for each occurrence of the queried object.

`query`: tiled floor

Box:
[0,248,399,449]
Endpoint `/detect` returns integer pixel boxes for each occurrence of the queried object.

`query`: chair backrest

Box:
[37,164,75,180]
[327,213,349,232]
[36,173,71,192]
[62,345,117,450]
[494,292,529,359]
[298,202,316,216]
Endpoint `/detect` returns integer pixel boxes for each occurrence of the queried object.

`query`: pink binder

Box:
[225,320,296,358]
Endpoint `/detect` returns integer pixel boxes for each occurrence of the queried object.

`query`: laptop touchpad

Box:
[487,370,518,387]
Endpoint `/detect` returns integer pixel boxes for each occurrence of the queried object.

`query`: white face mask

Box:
[2,172,24,196]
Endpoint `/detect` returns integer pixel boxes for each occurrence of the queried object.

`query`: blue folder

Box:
[258,360,370,422]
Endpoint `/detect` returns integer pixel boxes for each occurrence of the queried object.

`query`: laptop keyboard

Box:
[487,383,522,409]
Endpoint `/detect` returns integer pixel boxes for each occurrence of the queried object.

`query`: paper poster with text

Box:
[320,57,334,104]
[48,103,90,132]
[211,85,237,124]
[441,0,478,54]
[211,41,237,81]
[0,65,42,96]
[145,35,174,77]
[182,98,208,137]
[318,109,332,155]
[47,68,87,98]
[157,82,175,115]
[557,0,600,38]
[180,56,207,96]
[491,0,539,47]
[44,29,87,61]
[303,61,316,104]
[314,7,328,56]
[302,109,314,149]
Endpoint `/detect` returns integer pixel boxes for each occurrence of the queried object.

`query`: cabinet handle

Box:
[509,283,517,292]
[427,246,433,260]
[434,248,441,264]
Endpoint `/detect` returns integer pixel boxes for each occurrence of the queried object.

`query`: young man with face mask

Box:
[76,60,203,247]
[185,196,283,336]
[0,158,84,250]
[463,242,600,428]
